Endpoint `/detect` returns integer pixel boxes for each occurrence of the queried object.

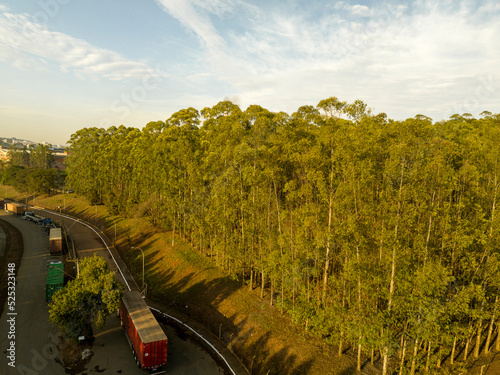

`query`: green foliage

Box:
[27,168,58,194]
[64,98,500,369]
[1,164,59,194]
[1,165,24,186]
[2,144,59,194]
[29,144,54,168]
[8,143,54,168]
[8,145,30,167]
[49,255,124,342]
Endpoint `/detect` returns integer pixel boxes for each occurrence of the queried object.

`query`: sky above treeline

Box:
[0,0,499,146]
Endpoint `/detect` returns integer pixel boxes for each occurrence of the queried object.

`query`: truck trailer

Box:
[46,261,64,302]
[49,227,63,255]
[22,210,45,224]
[119,290,168,373]
[6,202,24,215]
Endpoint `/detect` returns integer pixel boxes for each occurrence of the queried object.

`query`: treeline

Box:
[8,143,54,169]
[66,99,500,374]
[1,144,61,194]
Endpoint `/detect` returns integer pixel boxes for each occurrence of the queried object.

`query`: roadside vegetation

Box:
[49,255,124,342]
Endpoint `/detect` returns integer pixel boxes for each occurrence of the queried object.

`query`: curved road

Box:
[0,211,65,375]
[0,208,244,375]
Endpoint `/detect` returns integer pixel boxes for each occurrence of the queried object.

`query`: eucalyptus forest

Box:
[65,98,500,374]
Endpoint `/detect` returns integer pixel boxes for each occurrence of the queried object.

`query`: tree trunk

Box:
[474,319,483,358]
[490,172,498,239]
[261,266,265,299]
[399,332,405,359]
[240,169,245,280]
[357,341,362,372]
[382,242,398,375]
[436,345,442,368]
[425,341,431,373]
[382,347,389,375]
[424,191,435,265]
[450,335,456,365]
[472,172,498,278]
[399,339,407,374]
[281,271,284,314]
[496,324,500,351]
[322,154,334,303]
[383,163,404,375]
[270,277,274,307]
[485,296,498,353]
[172,211,176,247]
[463,337,470,362]
[410,338,419,375]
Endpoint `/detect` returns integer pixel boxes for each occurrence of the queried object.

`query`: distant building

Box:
[52,149,67,171]
[0,148,10,161]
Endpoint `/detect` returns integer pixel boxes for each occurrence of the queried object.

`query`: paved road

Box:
[0,222,5,257]
[0,211,65,375]
[0,208,233,374]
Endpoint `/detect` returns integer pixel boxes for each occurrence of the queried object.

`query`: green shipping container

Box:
[46,261,64,302]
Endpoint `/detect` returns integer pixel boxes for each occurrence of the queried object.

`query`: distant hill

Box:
[0,137,58,149]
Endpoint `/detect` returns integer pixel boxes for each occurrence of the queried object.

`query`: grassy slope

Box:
[2,187,351,375]
[5,186,496,375]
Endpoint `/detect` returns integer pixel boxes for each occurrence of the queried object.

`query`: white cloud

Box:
[3,0,498,135]
[349,4,371,16]
[154,0,500,119]
[0,7,156,81]
[192,0,237,17]
[154,0,226,51]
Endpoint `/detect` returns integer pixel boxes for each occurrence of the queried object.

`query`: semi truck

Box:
[22,210,45,224]
[46,261,64,302]
[6,202,24,215]
[43,218,54,234]
[49,227,63,255]
[0,199,4,209]
[42,218,53,227]
[119,290,168,373]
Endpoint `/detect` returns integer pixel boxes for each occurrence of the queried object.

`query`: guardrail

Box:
[33,206,241,375]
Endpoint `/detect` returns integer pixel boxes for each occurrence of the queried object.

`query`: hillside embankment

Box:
[2,185,499,375]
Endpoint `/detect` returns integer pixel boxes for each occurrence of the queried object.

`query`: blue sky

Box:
[0,0,499,145]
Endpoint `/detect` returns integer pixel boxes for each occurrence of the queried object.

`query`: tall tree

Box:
[49,255,124,342]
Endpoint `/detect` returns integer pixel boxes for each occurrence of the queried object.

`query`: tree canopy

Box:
[65,98,500,373]
[2,143,59,194]
[8,143,54,168]
[49,255,124,342]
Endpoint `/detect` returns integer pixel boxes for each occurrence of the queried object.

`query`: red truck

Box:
[119,290,168,373]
